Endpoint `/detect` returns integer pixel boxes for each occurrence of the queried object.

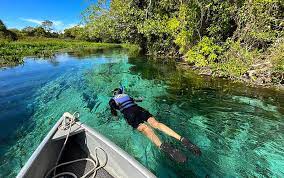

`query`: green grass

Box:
[121,43,141,57]
[0,38,140,67]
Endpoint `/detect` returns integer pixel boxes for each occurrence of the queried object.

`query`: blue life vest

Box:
[113,94,136,111]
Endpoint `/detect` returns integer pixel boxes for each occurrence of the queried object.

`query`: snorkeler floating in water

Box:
[109,86,201,163]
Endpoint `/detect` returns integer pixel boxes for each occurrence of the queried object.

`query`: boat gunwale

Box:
[80,123,156,178]
[16,116,65,178]
[17,117,156,178]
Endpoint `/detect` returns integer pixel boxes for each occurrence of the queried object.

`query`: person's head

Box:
[112,88,123,96]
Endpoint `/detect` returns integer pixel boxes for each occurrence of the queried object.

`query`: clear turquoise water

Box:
[0,49,283,177]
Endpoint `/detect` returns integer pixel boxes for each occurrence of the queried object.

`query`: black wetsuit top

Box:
[109,98,152,128]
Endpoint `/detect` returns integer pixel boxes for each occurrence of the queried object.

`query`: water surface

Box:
[0,49,283,177]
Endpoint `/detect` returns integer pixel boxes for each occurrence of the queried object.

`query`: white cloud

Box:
[52,20,63,26]
[66,23,77,28]
[20,18,63,28]
[20,18,43,25]
[20,18,81,31]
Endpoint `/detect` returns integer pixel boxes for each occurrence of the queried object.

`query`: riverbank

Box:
[0,38,140,67]
[1,38,282,89]
[80,0,283,90]
[177,61,284,90]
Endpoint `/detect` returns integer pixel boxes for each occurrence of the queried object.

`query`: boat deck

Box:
[56,136,114,178]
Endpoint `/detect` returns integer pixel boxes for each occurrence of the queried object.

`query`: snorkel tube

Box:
[119,81,125,93]
[118,81,143,102]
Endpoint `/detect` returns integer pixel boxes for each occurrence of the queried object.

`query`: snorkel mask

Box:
[113,88,123,96]
[112,82,125,96]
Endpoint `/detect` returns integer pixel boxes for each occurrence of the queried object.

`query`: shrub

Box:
[267,38,284,84]
[218,41,259,77]
[268,39,284,72]
[185,37,223,67]
[121,43,141,57]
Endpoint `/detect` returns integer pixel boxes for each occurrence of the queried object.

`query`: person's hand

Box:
[135,97,143,102]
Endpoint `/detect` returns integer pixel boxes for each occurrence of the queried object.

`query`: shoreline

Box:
[177,62,284,91]
[0,39,140,67]
[1,40,283,90]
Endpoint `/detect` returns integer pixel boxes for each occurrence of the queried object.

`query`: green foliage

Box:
[0,19,17,41]
[235,0,284,49]
[64,26,90,41]
[0,20,7,31]
[218,41,259,77]
[41,20,53,32]
[0,19,60,39]
[205,1,236,41]
[0,0,283,84]
[121,43,141,57]
[81,0,283,83]
[186,37,223,67]
[21,26,57,38]
[268,39,284,72]
[171,4,199,53]
[33,27,48,37]
[81,0,284,76]
[268,39,284,84]
[85,14,118,42]
[0,38,136,67]
[0,30,17,41]
[138,16,177,56]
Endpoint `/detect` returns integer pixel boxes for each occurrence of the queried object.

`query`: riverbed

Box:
[0,49,283,177]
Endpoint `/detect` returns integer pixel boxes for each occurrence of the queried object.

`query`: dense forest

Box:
[81,0,284,85]
[1,0,283,86]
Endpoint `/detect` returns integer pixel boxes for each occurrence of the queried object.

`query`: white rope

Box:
[45,112,108,178]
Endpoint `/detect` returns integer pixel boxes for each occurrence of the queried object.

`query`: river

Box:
[0,49,283,177]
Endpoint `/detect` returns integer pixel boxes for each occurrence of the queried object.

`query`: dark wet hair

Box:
[113,88,123,96]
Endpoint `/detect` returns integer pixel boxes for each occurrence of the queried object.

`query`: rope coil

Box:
[45,112,108,178]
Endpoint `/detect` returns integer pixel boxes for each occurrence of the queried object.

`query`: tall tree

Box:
[0,19,17,40]
[42,20,53,32]
[0,19,7,31]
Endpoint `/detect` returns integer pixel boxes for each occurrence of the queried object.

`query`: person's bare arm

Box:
[109,99,118,117]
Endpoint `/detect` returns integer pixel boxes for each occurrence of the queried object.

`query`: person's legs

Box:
[147,117,201,156]
[137,123,162,147]
[147,117,181,140]
[137,123,187,163]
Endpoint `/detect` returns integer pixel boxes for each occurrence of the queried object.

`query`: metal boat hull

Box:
[17,116,156,178]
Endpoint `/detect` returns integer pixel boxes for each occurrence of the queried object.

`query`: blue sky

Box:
[0,0,91,31]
